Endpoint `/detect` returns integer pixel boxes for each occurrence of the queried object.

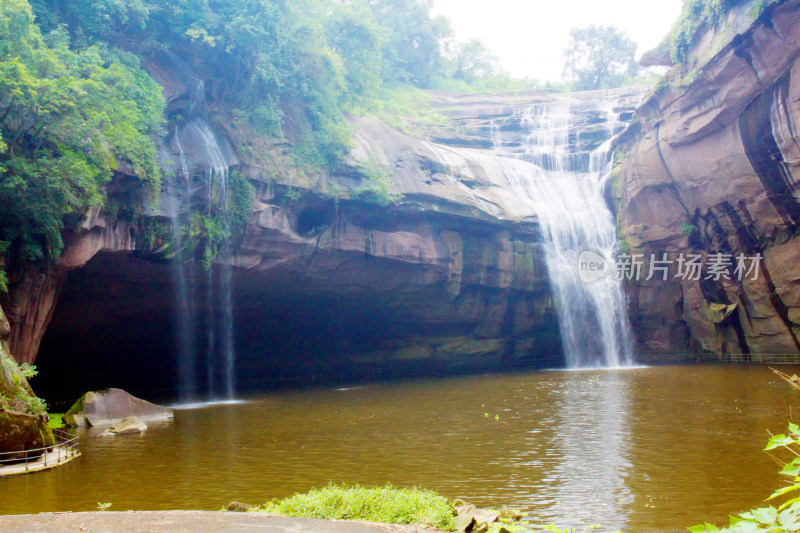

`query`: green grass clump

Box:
[255,483,456,530]
[47,413,65,430]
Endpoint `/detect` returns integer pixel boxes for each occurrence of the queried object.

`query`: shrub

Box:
[18,363,37,379]
[47,413,65,429]
[681,221,698,236]
[351,160,403,207]
[255,483,456,530]
[669,0,747,65]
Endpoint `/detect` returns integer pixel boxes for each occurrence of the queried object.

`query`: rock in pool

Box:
[98,416,147,437]
[65,388,173,427]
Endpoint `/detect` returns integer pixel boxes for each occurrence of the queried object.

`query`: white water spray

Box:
[491,99,635,368]
[160,53,237,401]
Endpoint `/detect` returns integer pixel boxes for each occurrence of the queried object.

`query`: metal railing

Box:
[0,428,80,473]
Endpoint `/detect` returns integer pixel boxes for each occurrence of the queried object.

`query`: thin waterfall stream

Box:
[159,54,237,402]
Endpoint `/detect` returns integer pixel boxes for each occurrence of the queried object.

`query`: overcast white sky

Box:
[431,0,684,81]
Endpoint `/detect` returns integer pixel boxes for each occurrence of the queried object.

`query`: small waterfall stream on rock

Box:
[491,99,635,368]
[187,119,237,400]
[161,130,197,399]
[160,54,237,402]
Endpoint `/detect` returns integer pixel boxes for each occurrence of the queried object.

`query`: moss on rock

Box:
[0,307,55,456]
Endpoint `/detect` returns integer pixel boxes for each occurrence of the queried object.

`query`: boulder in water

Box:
[65,388,172,427]
[225,501,254,512]
[472,509,498,525]
[98,416,147,437]
[498,507,523,520]
[454,513,475,532]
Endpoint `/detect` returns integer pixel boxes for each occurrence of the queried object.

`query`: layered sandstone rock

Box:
[2,51,640,393]
[0,305,54,456]
[615,0,800,359]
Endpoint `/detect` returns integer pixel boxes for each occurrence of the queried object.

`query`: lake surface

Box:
[1,365,797,532]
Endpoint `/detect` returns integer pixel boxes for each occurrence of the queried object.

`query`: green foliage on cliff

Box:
[0,0,164,270]
[184,170,253,269]
[351,160,404,207]
[31,0,540,172]
[669,0,749,65]
[190,213,227,270]
[0,0,550,282]
[255,483,456,530]
[0,343,46,416]
[230,171,255,238]
[32,0,480,172]
[0,239,8,293]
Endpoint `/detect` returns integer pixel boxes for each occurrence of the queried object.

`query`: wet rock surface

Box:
[453,500,520,533]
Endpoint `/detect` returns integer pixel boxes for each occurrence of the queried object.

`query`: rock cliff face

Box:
[616,0,800,360]
[0,304,54,455]
[0,47,643,397]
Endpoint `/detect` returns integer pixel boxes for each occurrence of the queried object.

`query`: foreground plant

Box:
[253,483,455,530]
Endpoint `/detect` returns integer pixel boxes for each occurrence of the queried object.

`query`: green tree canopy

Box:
[368,0,451,87]
[0,0,526,287]
[0,0,163,269]
[563,25,637,90]
[445,39,501,83]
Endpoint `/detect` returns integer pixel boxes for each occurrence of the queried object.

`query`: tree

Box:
[445,39,500,83]
[368,0,451,87]
[562,25,637,90]
[0,0,163,265]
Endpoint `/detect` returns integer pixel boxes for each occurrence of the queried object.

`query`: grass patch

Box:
[47,413,65,430]
[253,483,456,530]
[348,83,440,132]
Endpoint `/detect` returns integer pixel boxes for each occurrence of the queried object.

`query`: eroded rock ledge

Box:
[616,0,800,359]
[1,45,644,395]
[4,89,641,397]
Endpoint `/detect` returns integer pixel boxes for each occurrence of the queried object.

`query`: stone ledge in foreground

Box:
[0,510,446,533]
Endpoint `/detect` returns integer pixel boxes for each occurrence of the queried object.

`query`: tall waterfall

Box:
[161,133,197,400]
[491,99,635,368]
[185,119,237,400]
[160,53,237,401]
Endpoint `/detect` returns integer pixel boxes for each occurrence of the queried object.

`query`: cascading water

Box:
[160,137,197,400]
[491,99,635,368]
[160,53,237,401]
[185,119,237,400]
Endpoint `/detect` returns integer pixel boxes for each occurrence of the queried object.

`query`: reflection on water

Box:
[169,399,249,410]
[1,366,796,532]
[549,372,633,527]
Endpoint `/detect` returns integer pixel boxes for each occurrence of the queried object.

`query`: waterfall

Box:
[183,119,237,401]
[161,139,197,401]
[491,99,635,368]
[159,53,238,401]
[186,119,237,400]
